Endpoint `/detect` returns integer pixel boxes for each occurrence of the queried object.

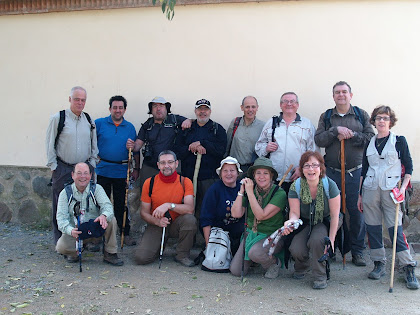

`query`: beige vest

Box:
[363,132,401,191]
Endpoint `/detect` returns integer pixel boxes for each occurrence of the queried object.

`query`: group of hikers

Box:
[45,81,418,290]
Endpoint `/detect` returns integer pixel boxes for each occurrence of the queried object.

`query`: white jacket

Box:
[255,113,318,181]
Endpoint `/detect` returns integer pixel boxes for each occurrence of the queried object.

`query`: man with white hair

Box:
[46,86,98,244]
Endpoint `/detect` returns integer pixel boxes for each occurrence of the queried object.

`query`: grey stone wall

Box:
[0,165,143,232]
[0,165,418,242]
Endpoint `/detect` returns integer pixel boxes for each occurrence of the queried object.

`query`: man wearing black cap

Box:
[55,162,123,266]
[174,99,227,220]
[127,96,191,189]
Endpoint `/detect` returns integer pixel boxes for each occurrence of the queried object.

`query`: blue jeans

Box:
[327,167,366,256]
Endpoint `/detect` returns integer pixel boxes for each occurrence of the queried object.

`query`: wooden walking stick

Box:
[389,181,402,293]
[193,153,202,209]
[120,148,132,249]
[340,139,347,269]
[279,164,294,187]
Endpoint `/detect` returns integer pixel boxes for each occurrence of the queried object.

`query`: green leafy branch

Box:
[152,0,176,20]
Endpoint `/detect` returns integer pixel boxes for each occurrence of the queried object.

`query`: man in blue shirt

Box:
[95,95,139,246]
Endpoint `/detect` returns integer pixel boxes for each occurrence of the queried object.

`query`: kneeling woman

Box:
[230,157,286,279]
[283,151,340,289]
[200,156,244,256]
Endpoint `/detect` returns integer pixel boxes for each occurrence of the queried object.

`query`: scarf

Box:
[299,178,324,225]
[251,183,273,233]
[159,170,178,183]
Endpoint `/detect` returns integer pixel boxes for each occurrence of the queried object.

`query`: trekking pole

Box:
[340,139,347,269]
[159,211,172,269]
[389,181,402,293]
[240,205,248,283]
[121,148,132,249]
[193,153,202,209]
[73,201,82,272]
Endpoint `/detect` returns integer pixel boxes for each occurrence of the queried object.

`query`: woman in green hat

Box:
[229,157,287,279]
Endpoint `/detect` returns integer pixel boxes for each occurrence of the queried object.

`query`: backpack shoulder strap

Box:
[212,121,218,135]
[271,116,279,142]
[64,184,74,207]
[148,175,156,197]
[352,106,365,126]
[321,177,330,199]
[295,178,301,200]
[269,185,280,201]
[232,117,242,139]
[323,109,333,131]
[54,110,66,150]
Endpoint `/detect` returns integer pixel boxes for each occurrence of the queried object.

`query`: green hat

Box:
[247,157,278,180]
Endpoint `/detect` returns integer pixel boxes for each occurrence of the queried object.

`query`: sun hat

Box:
[247,157,278,180]
[148,96,171,114]
[216,156,243,176]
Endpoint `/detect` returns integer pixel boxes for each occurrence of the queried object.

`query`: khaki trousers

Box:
[56,217,118,256]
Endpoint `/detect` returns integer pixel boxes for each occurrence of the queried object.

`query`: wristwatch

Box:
[171,203,176,210]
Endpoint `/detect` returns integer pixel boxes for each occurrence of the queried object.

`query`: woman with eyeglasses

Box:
[282,151,341,289]
[357,105,418,290]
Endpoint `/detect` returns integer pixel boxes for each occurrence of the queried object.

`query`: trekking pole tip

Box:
[389,288,393,293]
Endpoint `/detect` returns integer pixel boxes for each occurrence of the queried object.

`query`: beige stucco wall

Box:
[1,1,419,179]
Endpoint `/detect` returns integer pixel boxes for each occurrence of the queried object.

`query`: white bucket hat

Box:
[216,156,243,175]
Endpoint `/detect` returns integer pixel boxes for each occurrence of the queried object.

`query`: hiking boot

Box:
[292,270,307,279]
[352,254,366,267]
[66,255,79,263]
[404,265,419,290]
[368,261,386,280]
[85,242,100,252]
[264,260,280,279]
[103,251,124,266]
[123,235,136,246]
[174,256,195,267]
[313,280,327,289]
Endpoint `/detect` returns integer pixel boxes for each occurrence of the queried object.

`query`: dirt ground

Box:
[0,222,419,315]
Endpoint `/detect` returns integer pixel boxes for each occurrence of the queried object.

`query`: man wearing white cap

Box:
[174,99,227,220]
[127,96,191,188]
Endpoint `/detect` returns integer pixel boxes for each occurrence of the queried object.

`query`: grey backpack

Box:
[201,227,232,273]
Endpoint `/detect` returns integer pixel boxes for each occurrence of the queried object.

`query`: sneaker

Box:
[352,254,367,267]
[404,265,419,290]
[313,279,327,289]
[103,251,124,266]
[293,272,305,280]
[85,242,101,252]
[174,256,195,267]
[368,261,386,280]
[123,235,137,246]
[265,259,280,279]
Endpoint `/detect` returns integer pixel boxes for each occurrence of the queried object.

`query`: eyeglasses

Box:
[375,116,390,122]
[281,100,297,105]
[303,163,320,169]
[158,160,175,166]
[75,171,90,176]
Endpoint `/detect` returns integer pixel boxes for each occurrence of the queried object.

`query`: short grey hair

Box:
[70,86,87,98]
[158,150,177,161]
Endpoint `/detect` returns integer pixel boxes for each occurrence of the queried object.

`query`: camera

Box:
[142,143,153,161]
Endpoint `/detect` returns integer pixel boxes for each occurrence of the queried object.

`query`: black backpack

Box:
[323,106,365,130]
[54,110,95,150]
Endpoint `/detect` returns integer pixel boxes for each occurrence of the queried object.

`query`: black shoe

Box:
[103,251,124,266]
[404,265,419,290]
[352,254,366,267]
[368,261,386,280]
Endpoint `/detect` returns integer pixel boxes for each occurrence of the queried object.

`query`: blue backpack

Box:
[294,177,330,200]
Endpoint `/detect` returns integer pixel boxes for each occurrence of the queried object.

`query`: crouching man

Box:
[134,150,197,267]
[56,162,123,266]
